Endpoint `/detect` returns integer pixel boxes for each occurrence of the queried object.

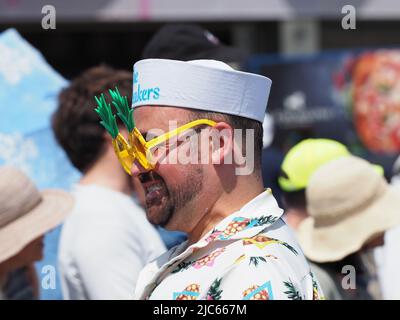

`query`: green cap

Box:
[278,139,350,192]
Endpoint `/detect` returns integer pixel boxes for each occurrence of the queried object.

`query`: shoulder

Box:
[205,251,309,300]
[238,221,306,271]
[207,228,318,299]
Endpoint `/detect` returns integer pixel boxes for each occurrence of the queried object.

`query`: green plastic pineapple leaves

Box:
[109,87,135,132]
[94,93,119,139]
[94,86,135,139]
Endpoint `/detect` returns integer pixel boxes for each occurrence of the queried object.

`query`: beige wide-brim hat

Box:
[297,156,400,263]
[0,166,73,263]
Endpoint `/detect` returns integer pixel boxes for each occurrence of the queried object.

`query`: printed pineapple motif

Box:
[243,235,271,245]
[193,248,225,269]
[221,215,277,239]
[206,278,223,300]
[249,256,267,267]
[252,215,278,227]
[174,284,201,300]
[172,248,226,273]
[222,217,250,238]
[243,235,298,255]
[234,254,246,264]
[242,285,270,300]
[313,287,320,300]
[310,272,324,300]
[248,254,279,266]
[205,230,223,243]
[283,280,303,300]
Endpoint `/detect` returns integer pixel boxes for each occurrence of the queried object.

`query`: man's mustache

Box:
[138,171,162,184]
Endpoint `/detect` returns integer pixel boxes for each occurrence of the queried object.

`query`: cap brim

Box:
[297,185,400,262]
[0,190,73,263]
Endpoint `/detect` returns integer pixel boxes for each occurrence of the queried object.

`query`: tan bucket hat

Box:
[0,166,73,263]
[298,156,400,263]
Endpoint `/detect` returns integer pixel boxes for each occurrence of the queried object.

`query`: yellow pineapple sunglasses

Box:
[94,87,216,175]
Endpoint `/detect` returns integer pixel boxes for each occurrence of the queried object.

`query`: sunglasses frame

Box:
[95,87,218,175]
[114,119,217,175]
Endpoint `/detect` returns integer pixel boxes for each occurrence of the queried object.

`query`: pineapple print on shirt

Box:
[134,190,325,300]
[242,281,273,300]
[243,235,298,254]
[172,248,226,273]
[173,284,201,300]
[220,215,278,240]
[193,248,225,269]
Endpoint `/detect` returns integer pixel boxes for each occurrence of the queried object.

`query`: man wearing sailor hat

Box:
[96,58,324,300]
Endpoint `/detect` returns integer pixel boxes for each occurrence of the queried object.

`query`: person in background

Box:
[0,166,72,300]
[52,66,166,299]
[260,114,285,208]
[298,156,400,300]
[375,154,400,299]
[277,139,351,299]
[279,139,350,231]
[391,155,400,185]
[142,23,248,69]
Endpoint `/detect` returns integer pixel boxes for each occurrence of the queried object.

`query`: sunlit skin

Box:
[131,106,264,245]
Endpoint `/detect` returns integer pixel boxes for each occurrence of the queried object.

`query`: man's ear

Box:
[210,122,234,165]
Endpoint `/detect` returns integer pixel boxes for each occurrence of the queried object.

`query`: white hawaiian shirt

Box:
[135,190,324,300]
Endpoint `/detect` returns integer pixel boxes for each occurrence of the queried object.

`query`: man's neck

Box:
[79,155,131,195]
[187,175,264,245]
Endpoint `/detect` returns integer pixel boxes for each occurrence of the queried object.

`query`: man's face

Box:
[131,106,209,231]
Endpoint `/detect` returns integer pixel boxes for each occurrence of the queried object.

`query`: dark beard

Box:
[139,166,203,228]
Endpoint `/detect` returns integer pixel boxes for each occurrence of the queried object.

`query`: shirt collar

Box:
[168,189,283,256]
[198,189,284,245]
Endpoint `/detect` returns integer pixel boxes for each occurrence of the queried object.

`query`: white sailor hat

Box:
[132,59,271,123]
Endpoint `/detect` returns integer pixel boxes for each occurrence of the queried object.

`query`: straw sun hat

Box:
[0,166,73,263]
[298,156,400,263]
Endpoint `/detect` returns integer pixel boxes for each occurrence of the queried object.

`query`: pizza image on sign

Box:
[352,50,400,153]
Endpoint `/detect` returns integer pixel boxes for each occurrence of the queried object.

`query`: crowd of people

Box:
[1,24,400,300]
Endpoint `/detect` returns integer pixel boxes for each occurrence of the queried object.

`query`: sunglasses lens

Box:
[130,130,155,171]
[118,149,135,175]
[113,136,135,175]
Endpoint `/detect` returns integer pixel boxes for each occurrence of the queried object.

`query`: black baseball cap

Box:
[142,24,248,64]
